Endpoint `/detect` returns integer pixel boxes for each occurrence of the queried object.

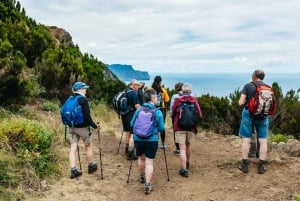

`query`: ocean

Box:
[141,73,300,97]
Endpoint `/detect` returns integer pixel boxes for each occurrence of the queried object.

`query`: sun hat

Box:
[72,81,89,91]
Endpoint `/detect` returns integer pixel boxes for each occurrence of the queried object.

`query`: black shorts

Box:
[121,112,134,132]
[134,141,158,159]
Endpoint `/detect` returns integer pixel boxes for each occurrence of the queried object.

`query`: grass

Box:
[0,101,119,200]
[268,133,291,143]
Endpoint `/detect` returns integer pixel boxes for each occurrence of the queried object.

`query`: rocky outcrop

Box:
[46,26,74,47]
[270,139,300,157]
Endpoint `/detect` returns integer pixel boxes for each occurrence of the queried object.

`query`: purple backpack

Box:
[133,106,158,138]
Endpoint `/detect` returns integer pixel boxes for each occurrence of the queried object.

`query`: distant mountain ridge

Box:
[107,64,150,81]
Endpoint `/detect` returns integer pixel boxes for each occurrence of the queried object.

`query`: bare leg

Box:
[145,158,154,183]
[85,144,93,163]
[138,154,146,173]
[179,143,187,169]
[258,138,268,160]
[69,143,78,168]
[241,138,251,159]
[186,142,191,163]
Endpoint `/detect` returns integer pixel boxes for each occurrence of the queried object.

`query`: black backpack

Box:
[178,101,199,130]
[112,89,133,117]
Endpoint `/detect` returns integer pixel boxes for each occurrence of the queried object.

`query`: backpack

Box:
[112,89,133,116]
[133,106,158,138]
[60,94,84,127]
[248,82,276,118]
[155,92,163,107]
[178,101,199,129]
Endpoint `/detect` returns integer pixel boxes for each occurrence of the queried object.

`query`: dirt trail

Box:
[32,124,300,201]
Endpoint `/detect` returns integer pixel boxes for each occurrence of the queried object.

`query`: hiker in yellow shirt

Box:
[150,76,170,149]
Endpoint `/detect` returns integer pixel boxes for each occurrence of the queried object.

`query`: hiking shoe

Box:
[88,163,98,174]
[144,182,152,194]
[186,162,190,170]
[160,144,167,149]
[126,151,138,160]
[140,173,145,184]
[70,169,82,179]
[173,150,180,156]
[258,163,266,174]
[179,169,188,177]
[238,162,249,173]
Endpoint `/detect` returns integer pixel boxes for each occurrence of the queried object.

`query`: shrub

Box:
[268,133,290,143]
[42,100,59,112]
[0,117,58,190]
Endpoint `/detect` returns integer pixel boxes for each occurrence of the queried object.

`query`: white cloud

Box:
[20,0,300,73]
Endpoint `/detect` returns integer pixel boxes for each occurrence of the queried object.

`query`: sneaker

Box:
[173,150,180,156]
[258,163,266,174]
[140,173,145,184]
[160,144,167,149]
[144,182,152,194]
[238,162,249,173]
[88,163,98,174]
[179,169,188,177]
[126,151,138,160]
[70,169,82,179]
[186,162,190,170]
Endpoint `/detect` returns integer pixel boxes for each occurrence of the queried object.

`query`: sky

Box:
[19,0,300,73]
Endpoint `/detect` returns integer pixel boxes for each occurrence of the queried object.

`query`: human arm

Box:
[238,94,247,106]
[193,98,203,119]
[155,109,165,132]
[79,97,97,129]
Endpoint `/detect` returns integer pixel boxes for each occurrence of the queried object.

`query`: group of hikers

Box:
[61,69,274,194]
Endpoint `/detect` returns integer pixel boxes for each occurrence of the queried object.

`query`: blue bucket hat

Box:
[72,82,89,91]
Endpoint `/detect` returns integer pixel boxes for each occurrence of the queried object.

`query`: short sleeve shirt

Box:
[241,81,266,104]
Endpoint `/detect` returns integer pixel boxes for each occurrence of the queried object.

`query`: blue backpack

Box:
[60,94,84,127]
[133,106,158,138]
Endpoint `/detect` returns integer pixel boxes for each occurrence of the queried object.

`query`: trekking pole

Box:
[162,142,170,181]
[117,130,124,154]
[64,125,67,144]
[77,144,82,171]
[97,122,104,180]
[126,148,134,183]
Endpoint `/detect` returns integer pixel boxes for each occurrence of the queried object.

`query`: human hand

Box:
[96,122,101,130]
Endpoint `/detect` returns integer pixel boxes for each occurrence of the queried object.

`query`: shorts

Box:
[69,127,92,145]
[121,112,134,132]
[134,141,158,159]
[239,108,269,139]
[175,131,195,144]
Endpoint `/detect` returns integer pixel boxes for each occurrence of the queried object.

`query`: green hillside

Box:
[0,0,126,107]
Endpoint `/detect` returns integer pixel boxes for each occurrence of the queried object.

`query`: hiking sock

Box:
[71,167,77,171]
[175,143,180,151]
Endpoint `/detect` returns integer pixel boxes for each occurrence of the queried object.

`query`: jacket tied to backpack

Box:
[172,95,202,133]
[131,103,165,141]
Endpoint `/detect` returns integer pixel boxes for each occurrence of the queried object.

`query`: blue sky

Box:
[20,0,300,73]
